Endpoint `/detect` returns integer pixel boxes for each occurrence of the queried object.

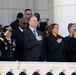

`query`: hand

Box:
[36,35,43,41]
[57,38,62,43]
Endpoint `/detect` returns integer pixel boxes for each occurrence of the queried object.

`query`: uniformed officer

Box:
[0,26,17,61]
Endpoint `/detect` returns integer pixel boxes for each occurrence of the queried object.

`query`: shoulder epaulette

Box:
[0,37,4,41]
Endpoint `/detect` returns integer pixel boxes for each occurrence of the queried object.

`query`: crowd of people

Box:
[0,9,76,62]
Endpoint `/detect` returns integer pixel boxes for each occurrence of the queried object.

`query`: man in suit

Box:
[23,16,43,61]
[12,18,27,61]
[10,12,23,30]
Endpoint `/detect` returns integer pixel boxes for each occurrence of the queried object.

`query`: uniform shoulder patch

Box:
[0,37,4,41]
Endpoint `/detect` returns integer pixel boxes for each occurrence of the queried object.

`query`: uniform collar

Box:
[29,27,36,32]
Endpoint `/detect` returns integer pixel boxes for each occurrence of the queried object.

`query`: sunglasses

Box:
[23,22,26,25]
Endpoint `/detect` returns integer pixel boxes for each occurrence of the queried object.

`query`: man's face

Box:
[25,10,32,19]
[29,16,38,29]
[19,19,27,30]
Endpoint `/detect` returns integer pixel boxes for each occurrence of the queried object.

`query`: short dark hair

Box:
[25,9,32,12]
[34,12,40,21]
[17,12,23,19]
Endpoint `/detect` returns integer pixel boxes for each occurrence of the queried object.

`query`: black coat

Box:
[66,37,76,62]
[10,19,19,30]
[46,34,66,62]
[64,35,70,62]
[37,21,47,32]
[12,28,24,61]
[23,28,43,61]
[0,36,17,61]
[43,36,49,61]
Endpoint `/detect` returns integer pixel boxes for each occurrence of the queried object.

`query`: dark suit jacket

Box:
[46,34,66,62]
[64,35,70,62]
[10,19,19,30]
[23,28,43,61]
[12,28,24,61]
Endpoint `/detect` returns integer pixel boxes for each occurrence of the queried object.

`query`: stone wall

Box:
[0,0,53,26]
[0,0,76,36]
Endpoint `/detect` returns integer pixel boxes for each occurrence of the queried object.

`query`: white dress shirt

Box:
[29,27,38,36]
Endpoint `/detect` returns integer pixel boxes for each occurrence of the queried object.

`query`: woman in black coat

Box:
[64,23,75,62]
[66,25,76,62]
[46,23,65,62]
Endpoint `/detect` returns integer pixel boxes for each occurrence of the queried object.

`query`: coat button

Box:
[10,55,12,57]
[10,52,12,54]
[10,46,12,48]
[10,49,12,51]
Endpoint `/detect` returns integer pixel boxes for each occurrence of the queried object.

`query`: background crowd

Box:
[0,9,76,62]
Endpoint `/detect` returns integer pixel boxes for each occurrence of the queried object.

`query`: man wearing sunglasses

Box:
[12,18,26,61]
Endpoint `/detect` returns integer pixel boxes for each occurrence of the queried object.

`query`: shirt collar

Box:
[29,27,36,32]
[6,38,11,41]
[18,27,23,32]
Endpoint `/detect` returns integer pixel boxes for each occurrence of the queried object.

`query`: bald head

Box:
[29,16,38,29]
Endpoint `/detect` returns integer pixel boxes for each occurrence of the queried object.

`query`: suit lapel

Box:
[28,28,42,39]
[36,30,39,36]
[37,30,42,36]
[28,28,36,38]
[18,28,23,35]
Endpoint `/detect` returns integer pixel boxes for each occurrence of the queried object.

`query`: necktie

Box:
[33,30,37,36]
[8,40,11,44]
